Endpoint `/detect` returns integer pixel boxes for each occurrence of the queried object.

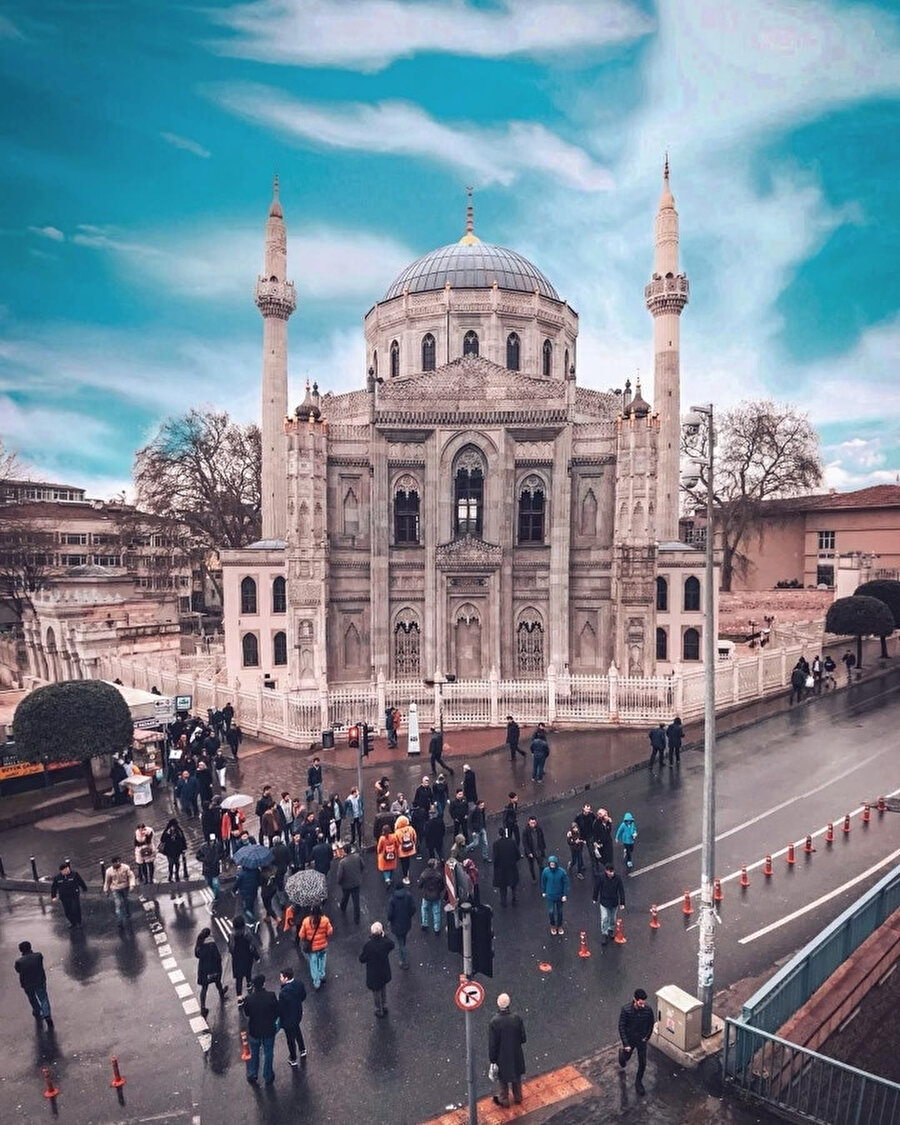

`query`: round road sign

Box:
[454,979,485,1011]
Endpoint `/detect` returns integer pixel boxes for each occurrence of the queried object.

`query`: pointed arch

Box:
[240,576,257,615]
[389,339,400,378]
[656,627,668,661]
[564,347,570,376]
[517,474,545,543]
[343,621,362,669]
[577,620,597,664]
[684,576,701,612]
[343,488,359,535]
[453,445,485,538]
[272,575,286,614]
[580,488,597,537]
[421,332,436,372]
[393,473,420,544]
[633,500,644,533]
[542,337,552,377]
[393,607,421,678]
[516,607,544,677]
[506,332,520,371]
[273,630,287,665]
[463,330,479,358]
[683,626,700,661]
[656,575,668,611]
[241,632,259,667]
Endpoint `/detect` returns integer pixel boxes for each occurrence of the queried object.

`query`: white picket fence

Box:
[94,643,809,748]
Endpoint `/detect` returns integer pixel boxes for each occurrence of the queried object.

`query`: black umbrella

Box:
[233,843,274,870]
[284,869,327,908]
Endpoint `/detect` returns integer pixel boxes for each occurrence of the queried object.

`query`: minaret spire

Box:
[459,186,480,245]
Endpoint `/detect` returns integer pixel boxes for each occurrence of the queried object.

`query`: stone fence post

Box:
[608,662,619,723]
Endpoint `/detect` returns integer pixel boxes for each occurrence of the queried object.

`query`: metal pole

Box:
[698,404,717,1035]
[460,902,477,1125]
[30,856,39,882]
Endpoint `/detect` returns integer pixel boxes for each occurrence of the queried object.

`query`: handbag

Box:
[805,674,814,688]
[618,1046,633,1067]
[300,915,320,955]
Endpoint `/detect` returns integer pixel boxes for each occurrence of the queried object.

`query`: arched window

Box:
[240,576,257,615]
[389,339,400,378]
[394,612,421,678]
[564,348,570,376]
[463,330,479,358]
[272,575,286,614]
[343,622,362,669]
[241,632,259,667]
[683,627,700,661]
[421,333,436,372]
[454,447,485,537]
[517,476,545,543]
[656,627,668,661]
[394,476,420,544]
[506,332,520,371]
[516,616,544,677]
[343,488,360,535]
[273,631,287,665]
[580,488,597,537]
[656,576,668,611]
[542,338,552,377]
[684,576,701,611]
[372,350,378,378]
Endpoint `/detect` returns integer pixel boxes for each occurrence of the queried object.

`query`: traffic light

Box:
[447,909,463,955]
[471,904,494,978]
[362,722,371,756]
[348,724,360,749]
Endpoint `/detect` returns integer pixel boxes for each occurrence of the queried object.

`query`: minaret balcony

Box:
[255,277,297,319]
[644,274,689,314]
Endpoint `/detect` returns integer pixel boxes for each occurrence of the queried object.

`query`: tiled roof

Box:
[759,484,900,514]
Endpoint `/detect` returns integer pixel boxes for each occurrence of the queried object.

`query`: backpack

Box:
[400,829,413,850]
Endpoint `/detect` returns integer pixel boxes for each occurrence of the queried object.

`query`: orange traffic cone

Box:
[240,1030,251,1062]
[649,905,660,929]
[682,891,693,915]
[713,878,723,903]
[862,803,871,824]
[578,930,592,958]
[842,813,851,835]
[740,865,750,888]
[42,1066,59,1100]
[825,822,834,844]
[803,834,815,854]
[877,795,887,814]
[786,843,795,866]
[109,1057,126,1089]
[613,916,627,944]
[763,854,774,877]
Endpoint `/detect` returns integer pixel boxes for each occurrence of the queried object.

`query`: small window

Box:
[240,576,258,615]
[273,631,287,666]
[390,340,400,378]
[656,576,668,612]
[816,565,835,587]
[372,350,378,378]
[683,627,700,661]
[542,338,552,377]
[272,575,286,614]
[422,333,436,372]
[241,632,259,667]
[394,488,420,544]
[463,330,479,358]
[343,488,360,535]
[818,530,835,551]
[455,460,484,537]
[517,478,545,543]
[684,575,701,612]
[656,627,668,660]
[564,347,570,376]
[506,332,520,371]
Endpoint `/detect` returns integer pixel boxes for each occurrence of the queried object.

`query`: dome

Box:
[383,240,560,302]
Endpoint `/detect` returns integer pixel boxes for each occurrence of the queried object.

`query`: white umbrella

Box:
[221,793,253,809]
[120,774,151,787]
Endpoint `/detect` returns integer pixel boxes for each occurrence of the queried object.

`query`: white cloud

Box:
[160,131,211,159]
[28,225,65,242]
[0,397,114,462]
[211,87,613,191]
[70,223,163,257]
[209,0,652,71]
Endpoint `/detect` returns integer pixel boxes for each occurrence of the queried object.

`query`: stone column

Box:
[548,426,572,671]
[424,432,440,675]
[370,432,390,677]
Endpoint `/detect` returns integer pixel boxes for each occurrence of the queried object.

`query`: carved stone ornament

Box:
[436,535,503,571]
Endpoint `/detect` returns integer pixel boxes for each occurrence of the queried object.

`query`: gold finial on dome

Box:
[458,186,480,245]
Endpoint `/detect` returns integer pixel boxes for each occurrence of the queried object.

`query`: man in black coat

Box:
[506,716,524,761]
[666,717,684,766]
[226,722,243,759]
[521,816,546,883]
[648,723,667,770]
[278,968,307,1065]
[423,809,446,860]
[428,728,454,775]
[359,921,395,1017]
[50,862,88,927]
[413,776,434,814]
[592,862,626,944]
[243,974,279,1084]
[591,809,614,872]
[15,941,53,1028]
[618,988,655,1095]
[491,829,520,907]
[488,992,526,1107]
[462,763,478,804]
[449,788,469,837]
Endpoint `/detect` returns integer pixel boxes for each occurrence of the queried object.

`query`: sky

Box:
[1,0,898,499]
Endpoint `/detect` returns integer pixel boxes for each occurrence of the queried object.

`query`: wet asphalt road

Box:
[3,677,899,1124]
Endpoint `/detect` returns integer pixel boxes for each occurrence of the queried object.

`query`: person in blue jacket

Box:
[539,855,569,936]
[615,812,638,870]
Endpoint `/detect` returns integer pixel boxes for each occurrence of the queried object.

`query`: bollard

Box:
[786,843,795,866]
[862,803,871,824]
[763,854,774,877]
[740,865,750,888]
[649,905,660,929]
[42,1066,59,1099]
[713,877,723,903]
[0,854,5,878]
[100,860,106,883]
[577,930,591,958]
[109,1057,126,1089]
[682,891,693,915]
[842,813,851,835]
[613,916,627,944]
[803,835,815,854]
[240,1030,251,1061]
[30,856,39,882]
[825,822,834,844]
[877,795,887,814]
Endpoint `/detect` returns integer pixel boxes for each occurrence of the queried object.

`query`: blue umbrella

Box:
[233,843,273,869]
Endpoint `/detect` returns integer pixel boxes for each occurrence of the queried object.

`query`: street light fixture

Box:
[682,402,717,1036]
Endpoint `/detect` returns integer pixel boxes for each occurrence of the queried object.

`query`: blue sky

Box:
[1,0,898,497]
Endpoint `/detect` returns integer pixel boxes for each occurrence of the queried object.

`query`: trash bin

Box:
[321,729,335,749]
[655,984,702,1052]
[130,775,153,807]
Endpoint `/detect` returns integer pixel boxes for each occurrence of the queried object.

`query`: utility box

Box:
[655,985,702,1053]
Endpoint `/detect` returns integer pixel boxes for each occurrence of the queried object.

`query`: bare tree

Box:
[683,401,823,591]
[133,409,261,603]
[0,512,56,622]
[0,439,19,486]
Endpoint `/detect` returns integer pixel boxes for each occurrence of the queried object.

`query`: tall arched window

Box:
[343,488,360,535]
[240,576,257,615]
[580,488,597,537]
[463,330,479,358]
[542,338,552,377]
[656,627,668,660]
[394,476,420,544]
[656,576,668,612]
[516,615,544,677]
[372,350,378,378]
[683,627,700,661]
[564,347,570,376]
[389,340,400,378]
[454,446,485,537]
[517,476,545,543]
[241,632,259,667]
[684,576,701,611]
[422,333,436,372]
[394,612,421,678]
[506,332,520,371]
[343,622,362,669]
[273,631,287,666]
[272,575,286,614]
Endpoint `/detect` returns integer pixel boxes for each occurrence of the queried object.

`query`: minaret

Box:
[645,157,689,542]
[255,175,296,541]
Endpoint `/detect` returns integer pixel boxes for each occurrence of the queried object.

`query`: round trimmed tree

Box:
[825,596,895,669]
[13,680,134,808]
[854,580,900,657]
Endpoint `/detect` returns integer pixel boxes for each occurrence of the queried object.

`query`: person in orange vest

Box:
[376,822,399,888]
[394,815,418,885]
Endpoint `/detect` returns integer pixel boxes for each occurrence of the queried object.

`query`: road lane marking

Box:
[738,846,900,944]
[629,748,891,878]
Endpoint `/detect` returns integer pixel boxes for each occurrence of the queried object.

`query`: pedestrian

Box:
[376,822,399,888]
[133,823,156,885]
[278,967,307,1066]
[306,757,324,805]
[592,808,614,872]
[463,856,481,905]
[359,921,395,1018]
[385,706,398,749]
[260,805,282,848]
[373,800,395,845]
[159,818,188,882]
[492,828,521,907]
[506,715,524,761]
[467,799,490,861]
[566,822,586,878]
[615,811,638,870]
[413,774,434,813]
[432,773,449,819]
[194,927,228,1015]
[226,722,243,759]
[328,791,343,841]
[576,804,596,859]
[462,763,478,804]
[196,760,213,805]
[374,775,391,803]
[390,792,409,817]
[522,815,546,883]
[424,807,446,860]
[503,792,521,846]
[337,843,364,922]
[387,882,415,968]
[175,770,200,817]
[214,749,228,790]
[488,992,526,1108]
[244,974,279,1085]
[618,988,655,1096]
[310,832,333,878]
[842,649,856,683]
[428,727,454,775]
[103,855,136,929]
[540,855,569,935]
[811,654,823,695]
[789,662,806,705]
[530,726,549,782]
[823,654,837,690]
[110,757,128,804]
[15,941,53,1029]
[271,834,291,889]
[256,784,275,823]
[394,814,418,884]
[197,835,222,903]
[344,787,364,847]
[417,857,445,933]
[235,859,262,925]
[228,915,260,1004]
[222,701,234,732]
[298,904,333,990]
[449,787,469,838]
[593,862,626,943]
[50,861,87,928]
[648,722,667,770]
[666,716,684,766]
